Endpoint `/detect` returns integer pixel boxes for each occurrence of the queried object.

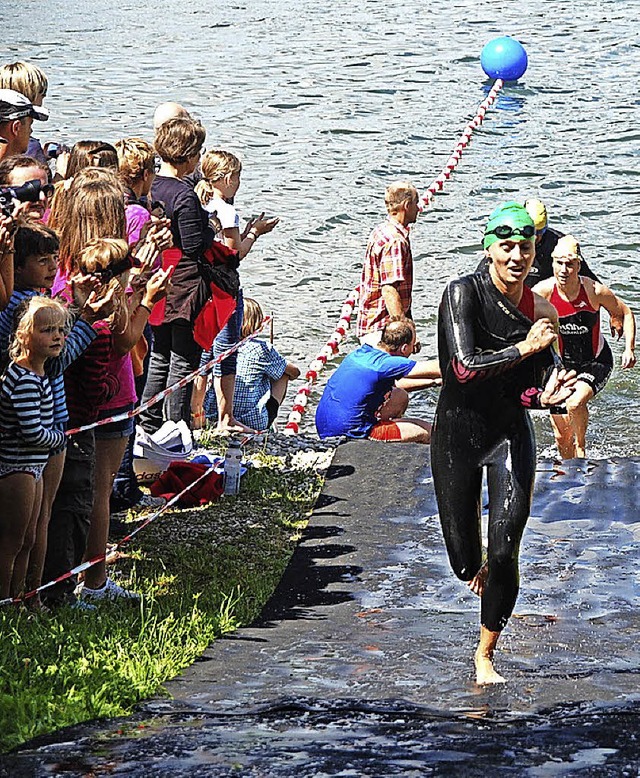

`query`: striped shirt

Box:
[64,324,121,426]
[0,290,97,426]
[356,218,413,338]
[0,363,66,468]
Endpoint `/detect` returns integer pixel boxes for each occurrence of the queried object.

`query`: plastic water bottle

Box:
[223,440,243,495]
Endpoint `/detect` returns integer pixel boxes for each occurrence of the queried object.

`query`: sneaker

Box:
[81,577,141,603]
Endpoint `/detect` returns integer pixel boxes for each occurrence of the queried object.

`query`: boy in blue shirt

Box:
[315,318,440,443]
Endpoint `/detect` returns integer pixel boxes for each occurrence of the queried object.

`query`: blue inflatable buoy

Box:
[480,36,528,81]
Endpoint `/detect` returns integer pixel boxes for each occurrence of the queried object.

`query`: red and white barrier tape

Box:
[0,463,219,607]
[284,288,359,435]
[65,316,272,436]
[418,78,504,211]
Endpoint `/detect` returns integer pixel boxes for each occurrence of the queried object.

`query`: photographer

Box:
[0,89,48,160]
[0,155,51,221]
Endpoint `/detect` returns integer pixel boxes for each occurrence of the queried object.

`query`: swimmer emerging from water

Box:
[532,235,636,458]
[431,202,577,685]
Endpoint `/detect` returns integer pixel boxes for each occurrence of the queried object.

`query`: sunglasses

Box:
[485,224,536,240]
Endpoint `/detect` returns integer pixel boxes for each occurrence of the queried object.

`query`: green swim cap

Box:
[483,201,535,249]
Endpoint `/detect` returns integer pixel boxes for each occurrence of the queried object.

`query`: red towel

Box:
[150,460,224,508]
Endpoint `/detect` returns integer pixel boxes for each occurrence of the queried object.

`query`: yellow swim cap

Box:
[551,235,581,260]
[524,198,547,232]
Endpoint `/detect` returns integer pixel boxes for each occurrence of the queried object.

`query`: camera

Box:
[0,179,55,217]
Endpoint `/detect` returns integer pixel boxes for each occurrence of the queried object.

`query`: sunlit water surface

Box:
[2,1,639,455]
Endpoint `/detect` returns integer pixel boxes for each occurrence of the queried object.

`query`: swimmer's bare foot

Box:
[468,562,488,597]
[474,648,506,685]
[475,626,506,685]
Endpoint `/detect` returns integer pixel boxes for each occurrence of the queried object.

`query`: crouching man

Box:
[315,318,440,443]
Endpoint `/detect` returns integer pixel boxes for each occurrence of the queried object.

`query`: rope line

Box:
[418,78,504,211]
[284,289,359,435]
[0,464,219,607]
[65,316,272,436]
[283,78,505,433]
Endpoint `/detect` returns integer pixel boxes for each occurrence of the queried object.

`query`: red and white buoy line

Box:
[284,288,359,435]
[282,79,505,434]
[418,78,504,211]
[65,316,272,436]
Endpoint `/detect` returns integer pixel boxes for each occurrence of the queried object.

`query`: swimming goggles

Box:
[484,224,535,240]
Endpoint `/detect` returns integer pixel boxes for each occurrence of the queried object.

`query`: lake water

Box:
[2,0,639,454]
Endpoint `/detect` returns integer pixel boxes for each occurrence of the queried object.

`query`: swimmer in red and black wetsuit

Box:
[533,235,636,459]
[431,202,577,685]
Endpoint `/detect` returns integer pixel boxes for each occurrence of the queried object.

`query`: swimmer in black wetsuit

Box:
[532,235,636,459]
[431,202,577,685]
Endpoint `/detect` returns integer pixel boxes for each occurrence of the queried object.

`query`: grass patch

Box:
[0,450,326,753]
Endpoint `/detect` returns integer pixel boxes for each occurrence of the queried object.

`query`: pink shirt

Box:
[53,269,137,411]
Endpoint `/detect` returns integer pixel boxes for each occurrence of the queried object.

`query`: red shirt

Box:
[357,218,413,338]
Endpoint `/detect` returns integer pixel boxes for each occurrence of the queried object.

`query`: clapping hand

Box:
[244,212,280,238]
[141,266,172,310]
[69,273,100,309]
[80,285,117,324]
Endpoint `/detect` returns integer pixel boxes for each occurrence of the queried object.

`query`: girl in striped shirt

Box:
[0,296,69,600]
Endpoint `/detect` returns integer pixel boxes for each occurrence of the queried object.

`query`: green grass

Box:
[0,452,325,753]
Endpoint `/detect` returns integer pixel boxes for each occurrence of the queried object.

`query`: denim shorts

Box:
[94,403,135,440]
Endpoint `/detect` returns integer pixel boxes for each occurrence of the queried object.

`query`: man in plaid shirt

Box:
[357,181,419,345]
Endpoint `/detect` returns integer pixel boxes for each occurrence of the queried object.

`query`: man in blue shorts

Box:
[315,318,440,443]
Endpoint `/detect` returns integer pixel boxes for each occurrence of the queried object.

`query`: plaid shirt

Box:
[356,218,413,338]
[204,339,287,430]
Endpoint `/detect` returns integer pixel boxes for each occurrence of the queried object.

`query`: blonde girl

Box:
[50,172,170,603]
[194,150,279,434]
[0,297,69,599]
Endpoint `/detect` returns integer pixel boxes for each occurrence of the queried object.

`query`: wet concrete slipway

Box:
[3,441,640,777]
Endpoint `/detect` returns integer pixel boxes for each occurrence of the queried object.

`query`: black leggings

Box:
[431,411,535,632]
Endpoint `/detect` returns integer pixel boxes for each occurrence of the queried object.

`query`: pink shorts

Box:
[368,421,402,442]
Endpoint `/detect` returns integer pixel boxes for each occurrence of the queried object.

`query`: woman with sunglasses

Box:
[430,201,577,685]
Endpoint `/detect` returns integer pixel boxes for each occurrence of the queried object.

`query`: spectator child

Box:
[115,137,156,246]
[139,117,210,433]
[0,297,68,600]
[61,236,167,603]
[194,150,279,433]
[0,221,100,602]
[192,297,300,430]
